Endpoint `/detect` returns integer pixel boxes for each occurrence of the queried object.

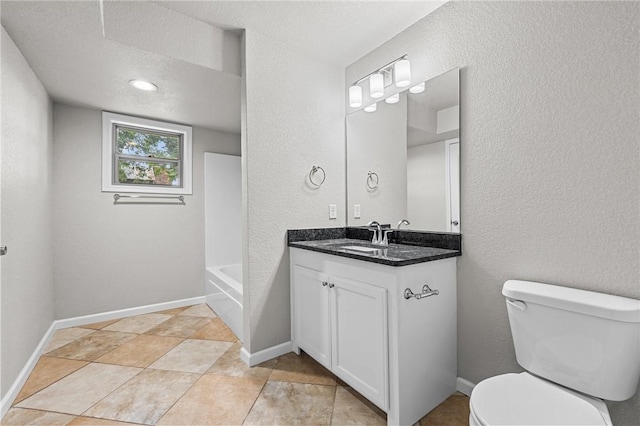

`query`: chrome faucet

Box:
[367,221,392,246]
[396,219,410,229]
[367,221,382,244]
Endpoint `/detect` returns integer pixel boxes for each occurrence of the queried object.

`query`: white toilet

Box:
[469,280,640,425]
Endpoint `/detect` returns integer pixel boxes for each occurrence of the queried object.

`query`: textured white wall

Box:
[0,28,55,398]
[242,30,345,353]
[407,141,447,231]
[205,153,241,267]
[346,95,407,226]
[52,104,240,318]
[346,2,639,423]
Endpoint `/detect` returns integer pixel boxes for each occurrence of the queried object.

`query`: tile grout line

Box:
[72,312,179,424]
[239,368,272,426]
[152,344,241,423]
[149,314,235,425]
[151,369,207,425]
[87,309,216,424]
[21,310,189,424]
[76,364,146,422]
[10,359,89,407]
[329,379,339,426]
[9,304,411,425]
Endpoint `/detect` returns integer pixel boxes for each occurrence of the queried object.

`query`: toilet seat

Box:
[469,372,611,425]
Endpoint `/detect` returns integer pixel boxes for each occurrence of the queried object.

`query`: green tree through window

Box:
[115,126,182,187]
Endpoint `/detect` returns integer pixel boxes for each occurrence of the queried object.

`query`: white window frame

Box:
[102,112,193,195]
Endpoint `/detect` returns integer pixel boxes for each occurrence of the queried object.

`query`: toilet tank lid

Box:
[503,280,640,323]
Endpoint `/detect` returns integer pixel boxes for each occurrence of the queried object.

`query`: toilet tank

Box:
[503,280,640,401]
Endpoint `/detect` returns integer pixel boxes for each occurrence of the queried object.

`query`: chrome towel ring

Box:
[309,165,326,187]
[367,171,379,190]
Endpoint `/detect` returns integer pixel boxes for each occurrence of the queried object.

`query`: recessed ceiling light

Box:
[129,79,157,91]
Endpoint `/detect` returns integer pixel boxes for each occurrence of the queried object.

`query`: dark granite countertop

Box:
[288,237,461,267]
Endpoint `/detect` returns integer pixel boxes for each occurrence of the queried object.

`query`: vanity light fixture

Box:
[364,102,377,113]
[385,93,400,104]
[129,79,157,91]
[349,85,363,108]
[409,81,425,94]
[369,73,384,99]
[348,55,410,109]
[394,59,411,88]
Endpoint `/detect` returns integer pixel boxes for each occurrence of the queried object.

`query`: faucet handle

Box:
[369,228,378,244]
[381,229,393,245]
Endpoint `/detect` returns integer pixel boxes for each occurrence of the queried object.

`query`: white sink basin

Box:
[341,245,380,253]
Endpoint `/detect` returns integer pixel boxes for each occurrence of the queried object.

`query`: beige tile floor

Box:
[3,304,469,425]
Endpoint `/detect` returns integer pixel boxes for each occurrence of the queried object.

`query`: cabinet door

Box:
[331,276,389,410]
[292,265,331,369]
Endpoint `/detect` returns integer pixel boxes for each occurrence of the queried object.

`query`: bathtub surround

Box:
[52,105,240,319]
[0,29,55,410]
[206,265,243,342]
[204,153,243,341]
[346,2,639,423]
[205,153,241,268]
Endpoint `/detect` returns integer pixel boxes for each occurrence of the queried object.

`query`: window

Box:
[102,112,192,194]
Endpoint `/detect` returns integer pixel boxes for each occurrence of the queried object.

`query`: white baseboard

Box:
[55,296,206,329]
[1,322,58,418]
[240,341,294,367]
[1,296,206,417]
[456,377,476,396]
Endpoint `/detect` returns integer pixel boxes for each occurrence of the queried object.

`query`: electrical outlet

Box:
[329,204,337,219]
[354,204,361,219]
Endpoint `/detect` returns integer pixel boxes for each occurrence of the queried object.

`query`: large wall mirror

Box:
[346,67,460,232]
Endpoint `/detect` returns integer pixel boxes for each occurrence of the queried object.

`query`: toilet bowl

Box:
[468,280,640,426]
[469,372,612,425]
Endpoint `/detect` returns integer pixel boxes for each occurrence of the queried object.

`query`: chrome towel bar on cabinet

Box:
[404,284,439,300]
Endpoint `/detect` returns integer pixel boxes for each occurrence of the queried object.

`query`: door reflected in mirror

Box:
[346,67,460,233]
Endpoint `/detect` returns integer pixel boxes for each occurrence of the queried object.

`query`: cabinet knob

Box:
[322,282,328,287]
[328,283,335,288]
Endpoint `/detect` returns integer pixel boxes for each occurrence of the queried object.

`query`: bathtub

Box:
[206,264,243,342]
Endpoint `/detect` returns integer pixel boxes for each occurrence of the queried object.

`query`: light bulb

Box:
[409,82,425,94]
[385,93,400,104]
[369,73,384,99]
[364,103,377,113]
[129,79,157,91]
[394,59,411,88]
[349,85,362,108]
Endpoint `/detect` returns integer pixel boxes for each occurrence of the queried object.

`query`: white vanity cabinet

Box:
[290,247,457,426]
[293,264,389,409]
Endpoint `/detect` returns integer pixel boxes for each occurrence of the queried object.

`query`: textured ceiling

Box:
[154,1,448,67]
[1,1,242,133]
[1,0,447,133]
